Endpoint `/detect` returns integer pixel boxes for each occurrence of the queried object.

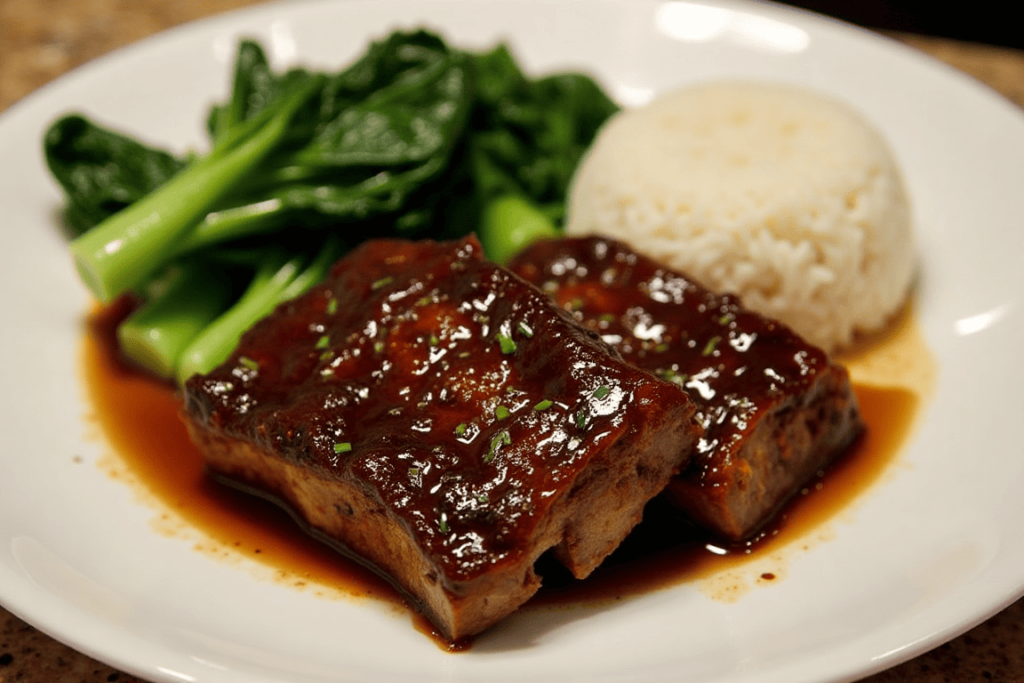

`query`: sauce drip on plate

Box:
[80,299,926,641]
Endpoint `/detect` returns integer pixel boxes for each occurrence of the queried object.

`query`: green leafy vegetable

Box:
[44,30,618,384]
[44,115,186,237]
[69,74,327,302]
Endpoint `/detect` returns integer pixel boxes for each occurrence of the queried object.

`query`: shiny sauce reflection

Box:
[82,300,921,622]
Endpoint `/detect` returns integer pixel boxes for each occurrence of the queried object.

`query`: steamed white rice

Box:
[565,80,914,352]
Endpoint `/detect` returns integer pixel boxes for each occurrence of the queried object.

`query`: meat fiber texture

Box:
[182,235,700,642]
[508,236,864,542]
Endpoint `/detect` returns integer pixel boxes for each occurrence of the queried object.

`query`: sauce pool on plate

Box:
[79,298,930,633]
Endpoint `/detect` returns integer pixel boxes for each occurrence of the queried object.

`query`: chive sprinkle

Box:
[496,332,517,354]
[455,423,468,437]
[533,399,553,411]
[371,275,393,290]
[333,442,352,454]
[495,405,510,420]
[315,335,330,350]
[238,356,259,372]
[575,409,587,429]
[326,297,338,315]
[657,368,688,386]
[702,336,721,356]
[486,430,511,463]
[593,385,610,400]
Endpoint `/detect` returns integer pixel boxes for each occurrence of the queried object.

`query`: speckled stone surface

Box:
[3,2,1024,682]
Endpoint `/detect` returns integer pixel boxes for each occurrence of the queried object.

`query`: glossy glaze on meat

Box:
[508,236,864,541]
[182,235,700,641]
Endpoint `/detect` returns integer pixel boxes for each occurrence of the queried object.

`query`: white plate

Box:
[2,1,1024,681]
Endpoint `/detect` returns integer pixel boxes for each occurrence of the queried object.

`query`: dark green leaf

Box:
[43,115,185,235]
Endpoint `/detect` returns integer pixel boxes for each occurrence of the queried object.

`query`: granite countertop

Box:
[3,1,1024,681]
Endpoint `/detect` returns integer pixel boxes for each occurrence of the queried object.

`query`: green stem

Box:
[479,193,560,264]
[116,263,233,380]
[173,235,341,385]
[278,235,342,303]
[175,252,302,385]
[173,198,286,255]
[68,76,324,303]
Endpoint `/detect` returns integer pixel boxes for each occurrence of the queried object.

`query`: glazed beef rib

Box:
[182,235,700,641]
[507,236,864,542]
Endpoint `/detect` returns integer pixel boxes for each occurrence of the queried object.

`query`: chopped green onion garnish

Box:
[533,399,553,411]
[495,405,510,420]
[486,430,511,462]
[593,385,610,400]
[575,409,587,429]
[238,356,259,372]
[656,368,688,386]
[702,336,721,356]
[371,276,393,290]
[333,442,352,454]
[326,297,338,315]
[455,423,468,437]
[517,321,534,338]
[496,332,517,354]
[315,335,330,350]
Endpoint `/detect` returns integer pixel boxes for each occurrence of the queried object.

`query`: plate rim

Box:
[3,1,1024,682]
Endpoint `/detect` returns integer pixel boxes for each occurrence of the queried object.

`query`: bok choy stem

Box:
[479,194,560,264]
[116,263,233,380]
[68,75,325,303]
[174,236,340,385]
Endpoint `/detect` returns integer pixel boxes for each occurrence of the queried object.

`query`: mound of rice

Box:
[565,80,914,352]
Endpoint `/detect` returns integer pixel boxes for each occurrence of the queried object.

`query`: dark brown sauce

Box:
[82,300,407,607]
[532,382,916,605]
[81,300,920,641]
